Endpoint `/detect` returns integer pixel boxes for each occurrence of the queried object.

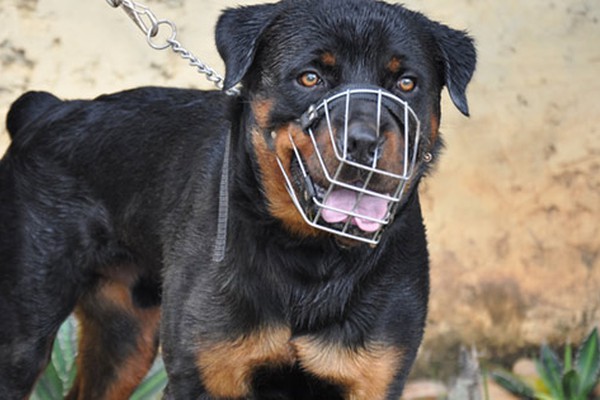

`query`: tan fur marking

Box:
[293,337,403,400]
[103,283,161,400]
[250,97,321,236]
[321,51,337,67]
[197,326,294,398]
[387,57,402,74]
[380,130,403,178]
[252,124,324,237]
[251,98,274,130]
[430,113,440,147]
[73,277,160,400]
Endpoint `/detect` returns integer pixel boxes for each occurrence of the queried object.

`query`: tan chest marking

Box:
[292,336,404,400]
[197,327,402,399]
[196,326,295,398]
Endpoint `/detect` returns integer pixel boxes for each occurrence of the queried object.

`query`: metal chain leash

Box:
[105,0,236,259]
[105,0,239,96]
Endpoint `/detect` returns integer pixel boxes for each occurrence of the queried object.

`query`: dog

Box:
[0,0,476,398]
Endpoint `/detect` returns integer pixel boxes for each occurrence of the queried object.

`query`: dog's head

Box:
[216,0,476,245]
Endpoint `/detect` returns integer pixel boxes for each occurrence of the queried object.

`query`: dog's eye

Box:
[398,77,417,92]
[298,72,322,88]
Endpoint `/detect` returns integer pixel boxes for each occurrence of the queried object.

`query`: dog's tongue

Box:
[321,189,388,233]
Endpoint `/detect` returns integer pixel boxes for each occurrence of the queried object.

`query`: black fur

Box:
[5,91,61,138]
[0,1,476,399]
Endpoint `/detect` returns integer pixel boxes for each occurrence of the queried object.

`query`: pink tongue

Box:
[321,189,389,233]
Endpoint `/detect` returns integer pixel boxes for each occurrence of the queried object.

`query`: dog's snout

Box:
[342,122,383,166]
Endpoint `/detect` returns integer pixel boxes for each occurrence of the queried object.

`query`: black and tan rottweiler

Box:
[0,0,476,398]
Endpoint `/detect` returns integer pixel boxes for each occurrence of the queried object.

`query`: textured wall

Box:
[1,0,599,366]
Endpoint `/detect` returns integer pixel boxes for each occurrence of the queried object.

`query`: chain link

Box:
[107,0,239,96]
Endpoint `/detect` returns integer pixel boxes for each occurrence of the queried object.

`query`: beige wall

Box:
[1,0,599,364]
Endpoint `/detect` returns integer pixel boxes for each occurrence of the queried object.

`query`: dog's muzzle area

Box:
[276,87,422,245]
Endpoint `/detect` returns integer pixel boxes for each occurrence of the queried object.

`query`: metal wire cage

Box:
[277,87,422,245]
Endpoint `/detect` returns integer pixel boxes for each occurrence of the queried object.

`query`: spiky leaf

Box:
[564,343,573,373]
[575,327,600,395]
[491,370,536,399]
[536,345,565,399]
[535,394,557,400]
[562,369,582,400]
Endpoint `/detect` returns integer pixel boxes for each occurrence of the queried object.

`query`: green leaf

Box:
[575,327,600,395]
[47,316,78,396]
[564,343,573,373]
[130,358,168,400]
[56,316,78,393]
[31,316,168,400]
[562,369,582,400]
[535,394,557,400]
[536,345,565,399]
[490,370,536,399]
[30,377,56,400]
[31,359,63,400]
[52,328,71,382]
[30,316,79,399]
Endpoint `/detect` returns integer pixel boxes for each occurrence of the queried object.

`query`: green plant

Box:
[30,316,78,399]
[30,315,167,400]
[492,327,600,400]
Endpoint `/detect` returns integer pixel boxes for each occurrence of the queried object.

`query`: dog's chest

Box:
[196,325,403,400]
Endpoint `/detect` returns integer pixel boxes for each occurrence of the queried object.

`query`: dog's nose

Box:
[342,123,382,166]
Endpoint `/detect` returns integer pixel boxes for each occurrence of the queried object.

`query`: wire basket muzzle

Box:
[276,87,422,245]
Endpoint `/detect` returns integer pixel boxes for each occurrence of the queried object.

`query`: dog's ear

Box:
[216,4,280,91]
[430,22,477,116]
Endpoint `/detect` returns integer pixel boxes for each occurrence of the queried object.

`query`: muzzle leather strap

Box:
[212,128,232,262]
